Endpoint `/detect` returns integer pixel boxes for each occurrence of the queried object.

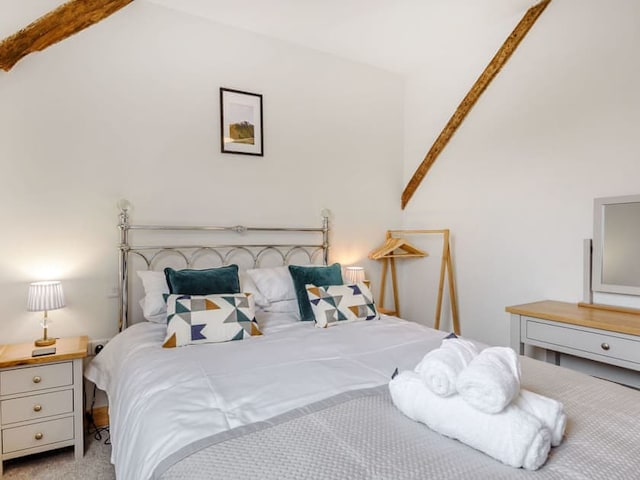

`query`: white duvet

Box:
[85,314,451,480]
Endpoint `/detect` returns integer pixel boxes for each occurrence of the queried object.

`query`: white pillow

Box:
[246,266,296,304]
[137,270,169,323]
[240,273,269,307]
[263,299,300,318]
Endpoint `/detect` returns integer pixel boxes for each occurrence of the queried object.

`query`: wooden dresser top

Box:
[506,300,640,337]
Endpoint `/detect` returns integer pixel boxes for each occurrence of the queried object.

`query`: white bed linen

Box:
[85,314,453,480]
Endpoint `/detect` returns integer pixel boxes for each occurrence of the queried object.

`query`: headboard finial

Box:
[117,198,131,212]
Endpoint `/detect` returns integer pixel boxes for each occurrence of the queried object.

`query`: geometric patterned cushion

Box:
[289,263,344,321]
[162,293,262,348]
[305,283,380,328]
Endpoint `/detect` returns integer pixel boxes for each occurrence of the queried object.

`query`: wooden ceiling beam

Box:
[401,0,552,210]
[0,0,133,72]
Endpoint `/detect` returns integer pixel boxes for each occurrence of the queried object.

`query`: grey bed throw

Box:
[155,357,640,479]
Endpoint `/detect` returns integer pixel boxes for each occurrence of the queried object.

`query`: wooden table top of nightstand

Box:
[0,335,88,368]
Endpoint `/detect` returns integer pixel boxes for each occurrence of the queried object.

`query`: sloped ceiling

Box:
[143,0,537,74]
[0,1,67,39]
[2,1,539,75]
[1,0,133,71]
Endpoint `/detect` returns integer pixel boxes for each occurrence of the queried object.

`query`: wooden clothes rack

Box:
[370,229,460,335]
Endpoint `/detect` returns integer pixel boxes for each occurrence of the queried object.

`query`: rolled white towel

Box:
[389,371,551,471]
[515,389,567,447]
[414,338,478,397]
[456,346,521,414]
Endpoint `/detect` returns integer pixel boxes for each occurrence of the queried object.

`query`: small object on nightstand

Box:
[344,266,366,284]
[32,347,56,357]
[343,266,371,290]
[27,281,65,347]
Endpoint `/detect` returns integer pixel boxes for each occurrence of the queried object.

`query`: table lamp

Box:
[27,281,65,346]
[344,266,366,284]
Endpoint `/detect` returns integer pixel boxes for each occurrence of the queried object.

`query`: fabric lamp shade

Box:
[28,281,65,312]
[344,266,366,284]
[28,280,65,347]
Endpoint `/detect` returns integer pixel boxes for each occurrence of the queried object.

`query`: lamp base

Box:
[35,337,56,347]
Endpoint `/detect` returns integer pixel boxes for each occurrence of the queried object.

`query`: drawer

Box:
[1,389,73,424]
[2,416,74,454]
[525,319,640,365]
[0,362,72,396]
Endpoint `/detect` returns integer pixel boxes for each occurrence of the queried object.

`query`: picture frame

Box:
[219,88,263,156]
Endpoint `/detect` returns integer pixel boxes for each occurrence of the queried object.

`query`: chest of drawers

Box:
[507,301,640,387]
[0,336,87,476]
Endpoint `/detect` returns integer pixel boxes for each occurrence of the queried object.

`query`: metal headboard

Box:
[117,200,330,331]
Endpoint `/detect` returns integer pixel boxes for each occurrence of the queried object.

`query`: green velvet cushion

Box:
[288,263,343,321]
[164,265,240,295]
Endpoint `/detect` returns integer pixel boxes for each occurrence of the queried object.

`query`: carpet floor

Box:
[2,429,115,480]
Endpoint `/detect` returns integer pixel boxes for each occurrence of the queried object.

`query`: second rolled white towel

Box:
[414,338,478,397]
[389,370,551,470]
[515,389,567,447]
[456,346,521,414]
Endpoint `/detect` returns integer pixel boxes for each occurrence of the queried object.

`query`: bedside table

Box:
[0,336,87,476]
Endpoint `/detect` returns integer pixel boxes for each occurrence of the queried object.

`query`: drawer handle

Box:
[601,342,610,351]
[32,376,42,384]
[34,432,44,440]
[33,404,42,412]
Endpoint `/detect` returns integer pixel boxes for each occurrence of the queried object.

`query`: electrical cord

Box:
[85,380,110,444]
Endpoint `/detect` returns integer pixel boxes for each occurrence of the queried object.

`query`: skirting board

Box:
[90,406,109,428]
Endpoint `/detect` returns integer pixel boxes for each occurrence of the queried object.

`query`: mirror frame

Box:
[592,194,640,296]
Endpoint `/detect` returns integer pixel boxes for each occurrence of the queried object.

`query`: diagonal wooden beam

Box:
[0,0,133,72]
[401,0,552,210]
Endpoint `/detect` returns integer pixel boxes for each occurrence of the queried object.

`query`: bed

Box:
[84,204,640,479]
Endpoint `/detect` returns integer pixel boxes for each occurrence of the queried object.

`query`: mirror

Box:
[592,194,640,295]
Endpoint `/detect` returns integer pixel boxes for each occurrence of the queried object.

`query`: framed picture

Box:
[220,88,263,156]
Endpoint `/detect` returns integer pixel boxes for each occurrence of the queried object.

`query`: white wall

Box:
[0,1,403,345]
[401,0,640,346]
[4,0,636,353]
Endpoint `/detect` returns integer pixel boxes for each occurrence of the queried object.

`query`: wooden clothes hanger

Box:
[369,229,460,334]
